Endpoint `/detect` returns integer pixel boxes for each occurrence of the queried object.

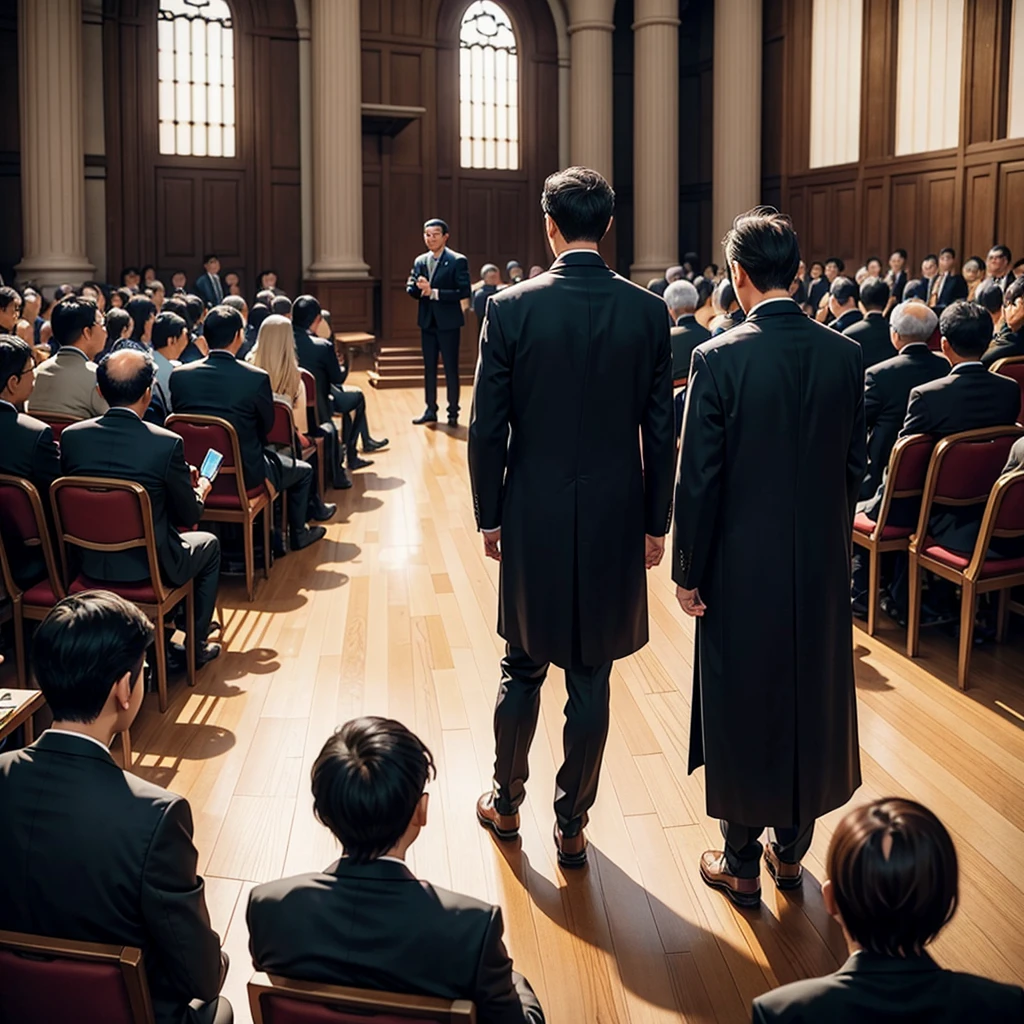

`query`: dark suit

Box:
[981,322,1024,367]
[886,269,907,304]
[0,731,229,1024]
[843,311,895,371]
[407,246,471,417]
[671,315,711,382]
[752,951,1024,1023]
[831,309,863,335]
[194,272,224,308]
[169,351,313,537]
[712,307,746,336]
[293,325,349,485]
[904,279,929,302]
[469,251,675,834]
[247,858,544,1024]
[806,277,828,312]
[473,283,500,321]
[928,272,969,314]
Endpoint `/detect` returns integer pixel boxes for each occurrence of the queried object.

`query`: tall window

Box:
[459,1,519,170]
[158,0,236,157]
[808,0,863,168]
[1009,0,1024,138]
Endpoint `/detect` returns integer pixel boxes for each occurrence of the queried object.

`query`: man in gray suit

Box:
[28,295,108,419]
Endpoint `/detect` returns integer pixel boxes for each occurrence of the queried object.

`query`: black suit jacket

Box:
[169,349,275,489]
[406,247,471,331]
[843,311,895,371]
[981,323,1024,367]
[752,951,1024,1023]
[0,732,223,1024]
[831,309,863,334]
[860,344,947,501]
[670,314,711,382]
[468,250,675,668]
[886,269,907,304]
[929,272,969,313]
[194,272,224,308]
[293,325,345,425]
[806,277,828,311]
[59,408,205,585]
[247,858,544,1024]
[473,283,500,321]
[904,279,929,302]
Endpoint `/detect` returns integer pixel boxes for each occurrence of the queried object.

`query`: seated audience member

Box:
[121,266,142,290]
[195,254,225,308]
[649,264,683,297]
[709,279,744,335]
[142,264,157,286]
[104,306,133,353]
[824,256,845,283]
[828,277,863,334]
[962,255,985,300]
[239,302,270,360]
[528,264,544,279]
[151,310,192,416]
[255,288,277,309]
[919,253,939,300]
[269,295,292,318]
[223,270,242,297]
[979,244,1014,295]
[169,305,327,551]
[80,281,107,313]
[506,260,525,286]
[127,295,157,345]
[693,275,715,329]
[60,349,222,664]
[927,247,968,315]
[752,798,1024,1022]
[247,717,545,1023]
[247,314,336,521]
[903,277,928,302]
[854,266,869,286]
[981,275,1024,367]
[14,287,38,346]
[865,256,883,279]
[805,261,828,314]
[665,279,710,382]
[150,279,167,310]
[223,294,248,323]
[473,263,502,320]
[884,249,908,312]
[843,277,893,370]
[0,285,22,337]
[171,269,188,292]
[29,296,109,419]
[258,269,285,296]
[0,595,233,1024]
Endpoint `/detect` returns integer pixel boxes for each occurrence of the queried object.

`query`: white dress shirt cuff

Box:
[430,289,439,300]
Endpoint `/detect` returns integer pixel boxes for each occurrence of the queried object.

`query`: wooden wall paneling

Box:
[963,0,1013,147]
[861,0,896,162]
[678,1,713,262]
[963,164,997,257]
[863,179,886,260]
[0,0,21,280]
[360,0,382,34]
[807,187,831,259]
[833,183,859,264]
[919,171,959,256]
[890,177,918,264]
[996,160,1024,258]
[785,0,812,178]
[788,186,806,250]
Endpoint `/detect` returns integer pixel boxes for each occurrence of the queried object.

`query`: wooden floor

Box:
[119,372,1024,1021]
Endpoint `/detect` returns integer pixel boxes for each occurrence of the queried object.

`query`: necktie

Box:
[213,274,222,302]
[427,255,437,282]
[929,274,945,307]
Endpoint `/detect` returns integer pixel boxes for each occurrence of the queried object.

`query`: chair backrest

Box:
[872,433,934,529]
[0,475,65,602]
[269,399,299,458]
[248,974,476,1024]
[990,355,1024,424]
[49,477,165,598]
[299,368,317,415]
[27,411,78,440]
[0,929,155,1024]
[165,412,260,508]
[915,425,1024,540]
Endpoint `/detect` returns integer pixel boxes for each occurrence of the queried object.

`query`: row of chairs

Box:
[0,929,475,1023]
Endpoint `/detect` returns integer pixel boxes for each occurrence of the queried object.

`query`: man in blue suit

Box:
[407,219,471,426]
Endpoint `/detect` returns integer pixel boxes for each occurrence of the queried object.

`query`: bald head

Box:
[96,347,155,408]
[889,300,938,349]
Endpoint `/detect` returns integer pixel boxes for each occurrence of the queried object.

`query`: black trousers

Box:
[264,451,313,536]
[720,819,815,879]
[421,327,461,417]
[492,643,612,835]
[331,383,371,448]
[169,532,221,642]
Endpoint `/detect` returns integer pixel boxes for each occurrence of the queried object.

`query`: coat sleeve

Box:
[256,374,275,445]
[472,906,545,1024]
[406,258,423,298]
[32,426,61,489]
[323,342,346,387]
[139,797,223,1004]
[165,436,204,528]
[863,367,882,432]
[437,255,472,305]
[468,302,512,531]
[847,370,867,520]
[642,311,676,536]
[898,386,931,438]
[672,348,725,590]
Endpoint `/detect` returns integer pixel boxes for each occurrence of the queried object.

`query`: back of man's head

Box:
[255,288,276,308]
[889,301,937,346]
[96,348,155,406]
[152,311,187,351]
[664,279,699,317]
[940,300,993,358]
[830,276,859,307]
[203,305,244,349]
[1004,275,1024,308]
[541,166,614,244]
[311,716,436,863]
[723,207,801,292]
[125,296,156,341]
[0,335,32,389]
[270,295,293,317]
[32,592,154,724]
[714,279,737,311]
[859,276,890,311]
[292,294,322,331]
[223,294,247,319]
[184,294,205,326]
[976,285,1004,314]
[665,265,684,283]
[826,798,957,958]
[51,296,98,348]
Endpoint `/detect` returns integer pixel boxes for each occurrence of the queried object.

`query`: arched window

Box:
[158,0,236,157]
[459,1,519,170]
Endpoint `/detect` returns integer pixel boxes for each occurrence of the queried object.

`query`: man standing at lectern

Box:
[407,219,471,426]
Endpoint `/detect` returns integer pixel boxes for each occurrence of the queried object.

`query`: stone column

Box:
[566,0,616,182]
[307,0,369,280]
[16,0,94,286]
[630,0,679,283]
[712,0,762,262]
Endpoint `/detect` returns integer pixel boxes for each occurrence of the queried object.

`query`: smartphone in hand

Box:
[200,448,224,483]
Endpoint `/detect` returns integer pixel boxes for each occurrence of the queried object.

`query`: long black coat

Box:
[673,298,865,826]
[469,250,676,669]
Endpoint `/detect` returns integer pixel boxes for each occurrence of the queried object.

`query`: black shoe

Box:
[851,598,869,621]
[291,525,326,550]
[272,528,287,558]
[413,410,438,425]
[447,415,459,427]
[332,469,353,490]
[309,500,337,523]
[196,642,222,667]
[363,437,389,452]
[349,455,374,471]
[168,640,222,669]
[880,594,908,629]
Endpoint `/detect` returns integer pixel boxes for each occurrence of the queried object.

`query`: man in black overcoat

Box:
[469,167,675,868]
[843,276,895,371]
[673,208,865,908]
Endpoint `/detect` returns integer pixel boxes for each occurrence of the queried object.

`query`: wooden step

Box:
[369,371,476,390]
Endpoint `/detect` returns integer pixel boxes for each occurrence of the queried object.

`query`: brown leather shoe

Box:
[764,844,803,890]
[476,792,520,841]
[699,851,761,907]
[554,824,588,868]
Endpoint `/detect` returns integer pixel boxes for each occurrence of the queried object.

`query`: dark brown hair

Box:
[723,207,801,293]
[827,798,959,957]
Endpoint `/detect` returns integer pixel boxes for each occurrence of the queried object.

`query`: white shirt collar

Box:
[377,856,406,865]
[46,728,111,754]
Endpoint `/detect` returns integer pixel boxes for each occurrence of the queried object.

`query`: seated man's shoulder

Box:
[752,971,853,1020]
[17,410,55,435]
[945,970,1024,1010]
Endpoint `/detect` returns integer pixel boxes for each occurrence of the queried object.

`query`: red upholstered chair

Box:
[50,476,196,716]
[0,475,66,687]
[990,355,1024,425]
[851,434,934,635]
[907,425,1024,688]
[247,973,476,1024]
[299,367,329,498]
[26,410,78,440]
[165,413,272,601]
[0,930,155,1024]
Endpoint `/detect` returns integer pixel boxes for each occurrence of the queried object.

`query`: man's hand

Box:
[676,586,706,617]
[196,476,212,502]
[482,527,501,562]
[417,275,432,295]
[189,465,200,487]
[645,534,665,569]
[1006,298,1024,333]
